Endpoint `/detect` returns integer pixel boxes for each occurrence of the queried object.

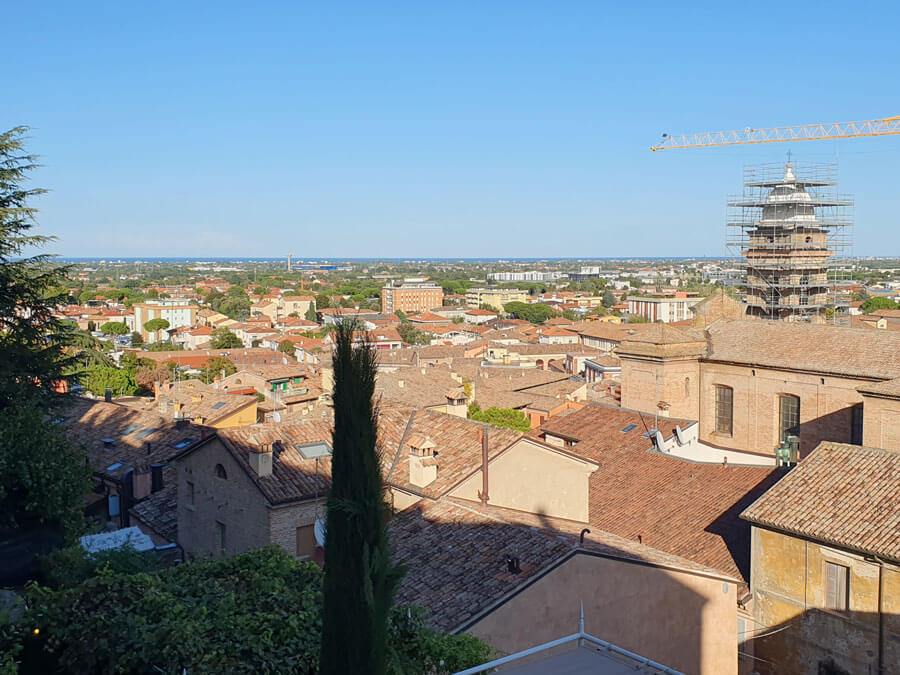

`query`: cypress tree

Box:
[319,320,404,674]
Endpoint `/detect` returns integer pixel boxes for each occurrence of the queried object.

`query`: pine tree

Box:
[320,320,404,674]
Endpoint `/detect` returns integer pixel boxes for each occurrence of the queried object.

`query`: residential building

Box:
[627,293,701,323]
[487,270,564,282]
[463,309,498,324]
[465,287,528,309]
[146,380,258,428]
[741,442,900,675]
[133,300,199,342]
[381,279,443,314]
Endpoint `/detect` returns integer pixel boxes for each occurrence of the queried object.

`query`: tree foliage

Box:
[860,296,898,314]
[143,318,170,334]
[467,403,531,432]
[320,321,404,674]
[210,327,243,349]
[0,401,90,536]
[278,339,296,356]
[80,365,139,397]
[100,321,129,336]
[0,127,90,538]
[503,301,553,324]
[305,304,319,322]
[0,547,490,674]
[199,356,237,383]
[397,323,431,345]
[0,127,79,408]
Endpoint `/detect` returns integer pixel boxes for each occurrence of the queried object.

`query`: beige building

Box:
[465,287,528,309]
[133,300,199,342]
[742,442,900,675]
[381,279,443,314]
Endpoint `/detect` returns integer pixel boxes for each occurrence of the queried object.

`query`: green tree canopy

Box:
[80,365,139,398]
[130,331,144,346]
[100,321,129,336]
[397,323,431,345]
[602,289,617,307]
[861,296,898,314]
[278,339,296,356]
[0,546,491,674]
[305,304,319,322]
[199,356,237,383]
[143,317,170,335]
[210,327,243,349]
[0,127,90,538]
[503,301,554,324]
[467,403,531,432]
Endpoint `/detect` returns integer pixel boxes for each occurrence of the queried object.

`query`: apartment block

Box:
[627,293,700,323]
[133,300,199,342]
[465,287,528,309]
[381,279,443,314]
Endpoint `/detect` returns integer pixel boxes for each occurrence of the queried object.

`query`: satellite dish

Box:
[675,425,685,446]
[272,411,281,423]
[654,430,665,450]
[314,519,326,547]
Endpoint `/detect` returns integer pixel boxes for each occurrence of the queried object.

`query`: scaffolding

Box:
[727,160,853,324]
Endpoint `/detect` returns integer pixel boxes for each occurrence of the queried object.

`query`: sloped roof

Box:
[706,319,900,379]
[539,404,781,581]
[742,442,900,562]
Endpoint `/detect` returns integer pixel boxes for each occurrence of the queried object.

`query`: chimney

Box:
[150,463,164,493]
[249,444,273,477]
[407,434,437,487]
[397,379,405,389]
[104,387,112,403]
[478,427,489,506]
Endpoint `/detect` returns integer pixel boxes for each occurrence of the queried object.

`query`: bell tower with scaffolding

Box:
[727,158,852,323]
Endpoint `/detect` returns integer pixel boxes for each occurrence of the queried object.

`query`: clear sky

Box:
[5,1,899,258]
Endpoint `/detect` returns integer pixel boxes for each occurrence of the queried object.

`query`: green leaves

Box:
[467,404,531,432]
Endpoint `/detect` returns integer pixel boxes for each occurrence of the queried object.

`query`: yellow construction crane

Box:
[651,116,900,151]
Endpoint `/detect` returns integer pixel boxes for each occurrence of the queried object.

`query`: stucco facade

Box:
[450,438,597,522]
[748,526,900,675]
[467,551,739,675]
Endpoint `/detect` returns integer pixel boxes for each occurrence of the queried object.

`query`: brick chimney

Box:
[249,444,273,477]
[407,434,437,488]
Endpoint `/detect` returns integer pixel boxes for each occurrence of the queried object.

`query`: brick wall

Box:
[268,501,324,557]
[861,393,900,451]
[177,438,270,557]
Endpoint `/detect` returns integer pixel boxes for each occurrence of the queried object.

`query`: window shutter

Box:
[826,562,837,608]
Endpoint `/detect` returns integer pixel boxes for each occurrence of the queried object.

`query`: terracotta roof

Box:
[871,309,900,319]
[465,309,498,316]
[135,348,298,369]
[119,381,257,426]
[390,500,572,631]
[129,475,178,542]
[407,311,448,323]
[742,442,900,562]
[706,319,900,379]
[539,404,781,581]
[213,421,335,504]
[381,408,521,499]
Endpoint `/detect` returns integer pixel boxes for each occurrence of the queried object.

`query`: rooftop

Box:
[742,442,900,563]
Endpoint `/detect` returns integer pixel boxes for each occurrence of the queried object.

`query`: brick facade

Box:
[177,437,324,558]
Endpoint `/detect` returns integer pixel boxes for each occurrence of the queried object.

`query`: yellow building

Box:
[742,442,900,675]
[465,287,528,309]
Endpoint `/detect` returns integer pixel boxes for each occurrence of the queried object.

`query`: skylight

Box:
[122,424,143,436]
[211,401,226,410]
[136,427,158,439]
[106,462,123,471]
[621,424,637,433]
[296,442,332,460]
[174,439,195,449]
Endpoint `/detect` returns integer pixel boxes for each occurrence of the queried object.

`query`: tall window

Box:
[214,464,227,480]
[715,385,733,436]
[779,395,800,443]
[216,521,227,555]
[825,562,849,611]
[296,524,316,559]
[851,404,864,445]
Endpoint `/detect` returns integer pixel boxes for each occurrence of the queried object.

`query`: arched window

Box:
[714,385,733,436]
[214,463,227,480]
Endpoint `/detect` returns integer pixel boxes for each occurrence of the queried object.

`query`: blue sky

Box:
[5,1,899,258]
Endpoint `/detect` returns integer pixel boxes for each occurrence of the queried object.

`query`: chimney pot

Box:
[249,445,273,477]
